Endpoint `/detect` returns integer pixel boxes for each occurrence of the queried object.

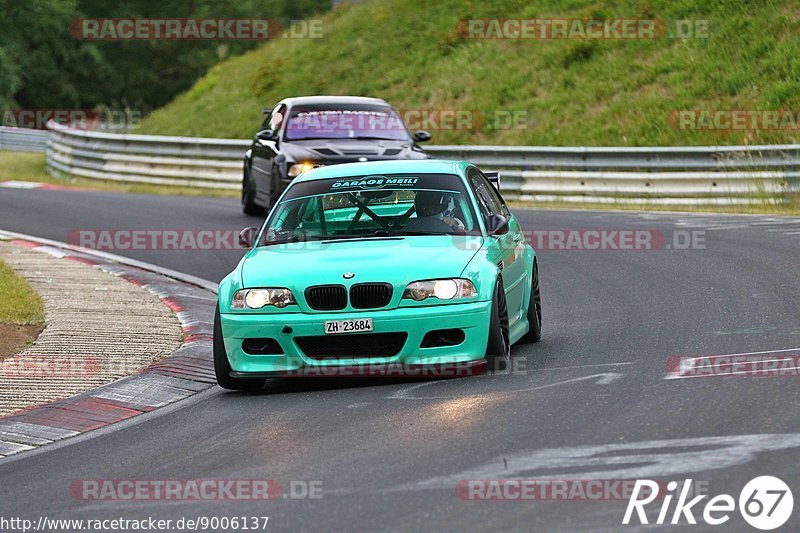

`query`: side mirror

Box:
[239,227,259,248]
[256,130,277,142]
[486,214,509,236]
[413,130,432,143]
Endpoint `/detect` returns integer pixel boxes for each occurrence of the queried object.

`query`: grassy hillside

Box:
[138,0,800,146]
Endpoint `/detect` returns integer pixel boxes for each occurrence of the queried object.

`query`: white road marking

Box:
[680,346,800,360]
[394,433,800,492]
[538,361,633,371]
[0,181,44,189]
[386,373,622,401]
[386,380,449,400]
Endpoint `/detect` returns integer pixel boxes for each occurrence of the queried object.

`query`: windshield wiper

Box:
[388,231,450,236]
[325,233,397,241]
[262,231,439,246]
[260,235,339,246]
[316,232,406,243]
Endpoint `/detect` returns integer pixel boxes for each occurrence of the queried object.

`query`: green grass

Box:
[0,151,237,198]
[0,259,44,325]
[0,151,50,183]
[136,0,800,147]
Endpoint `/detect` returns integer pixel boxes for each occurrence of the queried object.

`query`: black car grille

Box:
[295,333,408,359]
[342,149,379,156]
[305,285,347,310]
[350,283,393,309]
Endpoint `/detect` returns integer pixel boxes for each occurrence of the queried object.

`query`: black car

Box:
[241,96,431,215]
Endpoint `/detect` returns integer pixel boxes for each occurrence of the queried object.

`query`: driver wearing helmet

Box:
[405,190,466,233]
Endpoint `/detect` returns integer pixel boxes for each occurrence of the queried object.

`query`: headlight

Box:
[232,288,296,309]
[287,162,322,178]
[402,279,477,302]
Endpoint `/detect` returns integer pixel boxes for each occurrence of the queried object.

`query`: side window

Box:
[467,168,503,219]
[480,171,509,215]
[260,112,272,132]
[269,104,286,132]
[260,104,286,136]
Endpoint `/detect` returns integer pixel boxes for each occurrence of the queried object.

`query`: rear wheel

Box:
[242,167,267,216]
[485,278,511,371]
[214,305,266,391]
[519,261,542,343]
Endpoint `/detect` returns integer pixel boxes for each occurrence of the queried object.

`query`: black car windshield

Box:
[284,104,411,142]
[259,173,481,244]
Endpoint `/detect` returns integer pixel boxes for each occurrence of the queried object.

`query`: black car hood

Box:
[281,138,428,164]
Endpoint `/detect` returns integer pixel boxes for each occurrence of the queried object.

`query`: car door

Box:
[250,104,285,203]
[467,168,527,325]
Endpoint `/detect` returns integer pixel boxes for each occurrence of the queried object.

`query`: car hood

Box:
[282,138,427,164]
[240,235,482,289]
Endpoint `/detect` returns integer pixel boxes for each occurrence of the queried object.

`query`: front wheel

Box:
[519,261,542,343]
[214,305,266,391]
[242,167,267,216]
[485,278,511,371]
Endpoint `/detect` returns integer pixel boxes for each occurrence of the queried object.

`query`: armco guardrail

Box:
[43,122,800,204]
[46,122,248,190]
[0,126,48,152]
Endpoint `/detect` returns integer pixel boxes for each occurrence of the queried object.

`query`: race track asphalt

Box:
[0,187,799,531]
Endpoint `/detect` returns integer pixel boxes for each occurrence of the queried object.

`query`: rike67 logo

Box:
[624,476,793,530]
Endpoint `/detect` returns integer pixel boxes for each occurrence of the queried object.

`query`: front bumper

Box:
[219,300,492,376]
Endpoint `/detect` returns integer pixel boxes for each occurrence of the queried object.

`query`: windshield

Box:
[284,104,411,142]
[259,173,481,244]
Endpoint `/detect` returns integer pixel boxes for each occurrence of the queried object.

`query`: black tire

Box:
[519,261,542,343]
[485,277,511,371]
[242,167,267,216]
[213,305,266,391]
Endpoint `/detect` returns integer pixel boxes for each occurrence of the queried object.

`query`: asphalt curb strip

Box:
[0,231,219,458]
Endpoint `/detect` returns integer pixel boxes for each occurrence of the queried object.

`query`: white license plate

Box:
[324,318,374,334]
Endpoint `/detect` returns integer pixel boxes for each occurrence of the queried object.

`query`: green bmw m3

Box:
[214,160,541,390]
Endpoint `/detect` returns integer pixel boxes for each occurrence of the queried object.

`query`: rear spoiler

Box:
[484,171,501,188]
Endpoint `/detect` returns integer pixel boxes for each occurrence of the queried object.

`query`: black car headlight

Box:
[287,162,323,178]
